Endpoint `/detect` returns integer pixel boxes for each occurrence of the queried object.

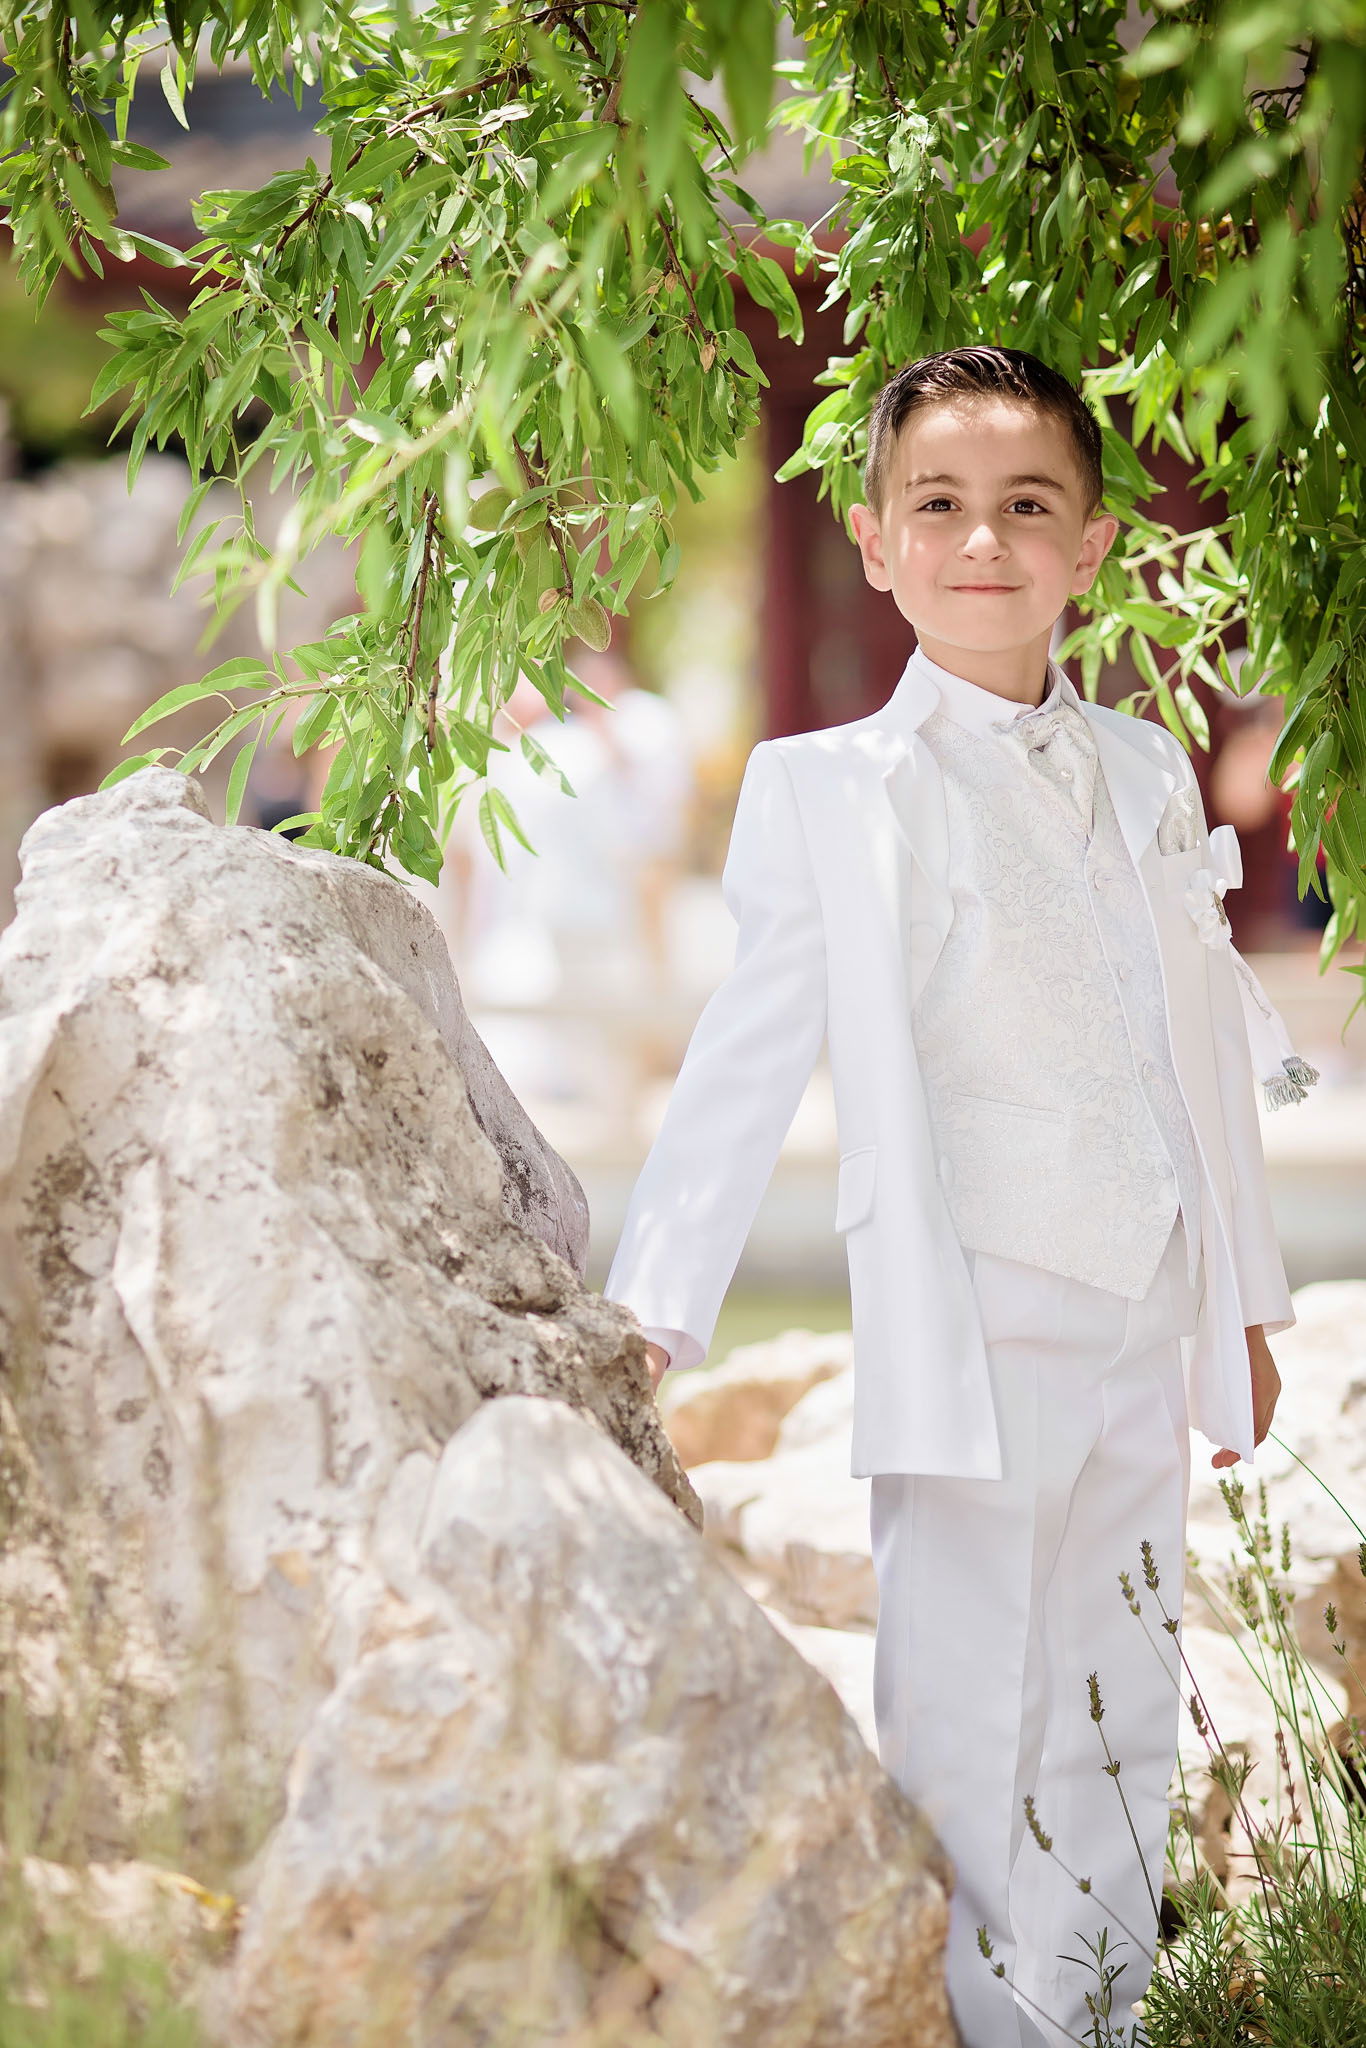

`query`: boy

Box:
[604,347,1303,2046]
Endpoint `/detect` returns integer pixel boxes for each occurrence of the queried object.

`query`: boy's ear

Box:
[849,502,892,592]
[1071,511,1120,595]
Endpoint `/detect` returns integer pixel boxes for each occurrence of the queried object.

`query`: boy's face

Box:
[848,398,1118,665]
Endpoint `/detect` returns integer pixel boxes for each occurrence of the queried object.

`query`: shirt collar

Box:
[908,642,1065,737]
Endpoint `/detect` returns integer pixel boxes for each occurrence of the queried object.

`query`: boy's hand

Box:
[1211,1326,1281,1469]
[644,1341,670,1392]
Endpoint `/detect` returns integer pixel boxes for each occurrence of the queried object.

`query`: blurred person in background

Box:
[438,642,696,1107]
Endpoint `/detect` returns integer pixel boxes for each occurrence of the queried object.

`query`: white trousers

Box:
[871,1220,1200,2048]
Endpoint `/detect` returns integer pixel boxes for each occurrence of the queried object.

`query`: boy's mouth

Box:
[949,582,1021,593]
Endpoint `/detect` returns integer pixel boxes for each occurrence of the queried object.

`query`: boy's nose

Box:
[960,521,1008,556]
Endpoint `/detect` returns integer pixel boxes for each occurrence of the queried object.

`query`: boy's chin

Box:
[908,619,1057,655]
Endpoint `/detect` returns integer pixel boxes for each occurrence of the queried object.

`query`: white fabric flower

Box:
[1184,867,1233,946]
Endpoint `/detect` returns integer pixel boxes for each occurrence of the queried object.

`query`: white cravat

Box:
[990,698,1099,835]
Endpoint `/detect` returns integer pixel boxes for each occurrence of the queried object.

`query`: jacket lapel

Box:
[875,659,953,1005]
[1069,681,1183,870]
[881,741,954,1004]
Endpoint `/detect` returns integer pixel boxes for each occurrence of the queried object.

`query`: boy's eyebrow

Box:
[904,471,1069,492]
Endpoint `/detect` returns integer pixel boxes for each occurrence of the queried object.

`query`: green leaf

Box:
[224,729,262,826]
[713,0,776,151]
[203,655,278,689]
[735,248,803,343]
[160,60,189,131]
[832,154,887,191]
[111,141,172,172]
[123,231,189,268]
[578,323,639,437]
[520,729,575,796]
[620,0,682,126]
[1125,22,1197,77]
[86,349,139,412]
[299,311,351,370]
[291,692,339,755]
[482,782,537,855]
[122,663,270,742]
[1296,638,1344,699]
[362,202,430,295]
[99,751,170,790]
[357,524,397,616]
[59,154,116,229]
[1173,681,1210,751]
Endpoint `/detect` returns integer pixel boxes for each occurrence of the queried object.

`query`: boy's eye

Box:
[913,495,1050,515]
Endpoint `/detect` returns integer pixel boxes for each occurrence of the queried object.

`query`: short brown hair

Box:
[862,347,1105,519]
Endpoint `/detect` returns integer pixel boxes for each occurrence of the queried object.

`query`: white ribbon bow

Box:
[1183,868,1233,946]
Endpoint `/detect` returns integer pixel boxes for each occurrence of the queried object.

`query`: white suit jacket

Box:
[604,652,1295,1479]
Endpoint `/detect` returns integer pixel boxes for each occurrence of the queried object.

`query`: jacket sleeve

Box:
[602,740,828,1370]
[1165,736,1295,1334]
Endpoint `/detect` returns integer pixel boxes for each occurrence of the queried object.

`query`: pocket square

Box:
[1156,786,1198,854]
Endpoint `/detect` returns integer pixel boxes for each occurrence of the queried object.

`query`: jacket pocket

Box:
[1157,843,1205,890]
[834,1144,877,1232]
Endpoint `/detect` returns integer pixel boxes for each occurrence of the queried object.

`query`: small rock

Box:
[660,1327,852,1467]
[228,1397,956,2048]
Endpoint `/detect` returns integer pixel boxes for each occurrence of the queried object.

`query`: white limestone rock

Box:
[228,1397,956,2048]
[689,1364,876,1631]
[659,1326,853,1467]
[759,1604,879,1752]
[0,769,694,1865]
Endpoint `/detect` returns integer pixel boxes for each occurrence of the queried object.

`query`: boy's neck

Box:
[913,629,1055,709]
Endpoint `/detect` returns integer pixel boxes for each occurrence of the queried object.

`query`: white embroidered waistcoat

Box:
[910,707,1202,1300]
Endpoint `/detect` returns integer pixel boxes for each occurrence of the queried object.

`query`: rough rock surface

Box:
[0,769,694,1864]
[228,1397,957,2048]
[0,1386,184,1859]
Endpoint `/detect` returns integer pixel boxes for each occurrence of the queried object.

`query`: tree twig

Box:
[514,440,574,596]
[406,491,440,722]
[654,205,704,333]
[274,65,533,256]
